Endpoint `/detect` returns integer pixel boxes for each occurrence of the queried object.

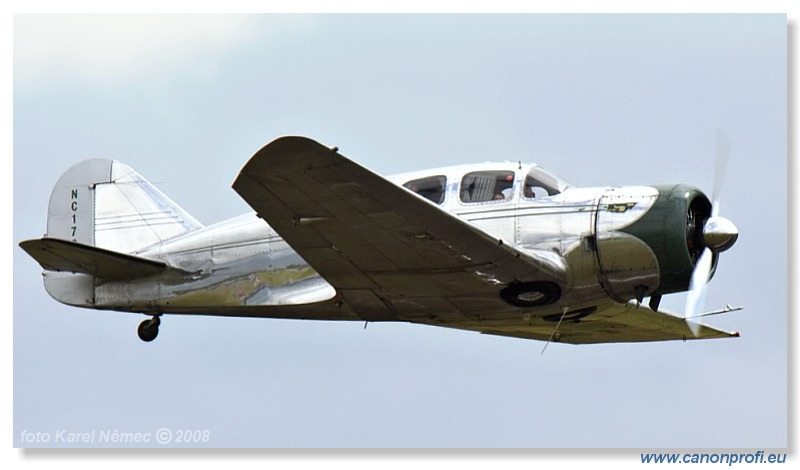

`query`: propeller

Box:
[683,132,739,335]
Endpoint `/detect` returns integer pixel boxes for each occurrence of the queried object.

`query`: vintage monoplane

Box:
[20,136,741,344]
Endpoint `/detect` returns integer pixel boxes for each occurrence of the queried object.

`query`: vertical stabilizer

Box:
[46,159,203,254]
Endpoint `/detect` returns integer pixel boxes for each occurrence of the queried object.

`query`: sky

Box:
[9,10,789,458]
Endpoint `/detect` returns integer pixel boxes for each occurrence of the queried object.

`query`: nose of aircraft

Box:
[702,216,739,252]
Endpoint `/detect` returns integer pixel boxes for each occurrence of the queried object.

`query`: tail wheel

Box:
[137,316,160,342]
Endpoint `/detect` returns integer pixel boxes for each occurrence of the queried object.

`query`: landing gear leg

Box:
[137,315,161,342]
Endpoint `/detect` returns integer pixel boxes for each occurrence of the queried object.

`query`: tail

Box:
[45,158,202,254]
[21,159,202,307]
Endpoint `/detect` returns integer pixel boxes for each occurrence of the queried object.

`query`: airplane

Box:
[19,135,741,345]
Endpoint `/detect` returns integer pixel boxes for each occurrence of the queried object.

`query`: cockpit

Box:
[522,167,569,199]
[399,164,570,205]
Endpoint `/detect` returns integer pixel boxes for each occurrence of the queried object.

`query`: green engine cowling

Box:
[620,184,714,297]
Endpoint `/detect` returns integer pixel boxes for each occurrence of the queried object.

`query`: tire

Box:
[137,319,159,342]
[500,281,561,308]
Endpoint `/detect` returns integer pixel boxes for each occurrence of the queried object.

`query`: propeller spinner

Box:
[703,216,739,252]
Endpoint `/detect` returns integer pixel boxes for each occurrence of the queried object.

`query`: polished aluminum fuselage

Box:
[69,162,661,322]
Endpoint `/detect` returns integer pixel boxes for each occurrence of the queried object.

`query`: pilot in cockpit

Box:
[524,184,549,199]
[493,174,515,200]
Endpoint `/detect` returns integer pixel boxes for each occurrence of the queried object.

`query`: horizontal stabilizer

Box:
[20,238,167,280]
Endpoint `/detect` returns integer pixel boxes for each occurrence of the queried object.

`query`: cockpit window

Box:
[403,175,447,204]
[522,167,570,199]
[460,171,515,203]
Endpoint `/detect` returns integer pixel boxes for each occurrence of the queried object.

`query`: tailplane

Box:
[20,238,168,280]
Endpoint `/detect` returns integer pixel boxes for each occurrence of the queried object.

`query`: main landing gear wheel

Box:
[500,281,561,308]
[137,316,161,342]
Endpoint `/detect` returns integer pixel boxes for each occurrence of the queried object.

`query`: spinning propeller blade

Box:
[683,132,738,335]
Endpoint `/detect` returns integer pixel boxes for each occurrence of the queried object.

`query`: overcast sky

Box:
[10,11,788,457]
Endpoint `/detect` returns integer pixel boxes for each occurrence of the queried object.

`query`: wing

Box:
[232,136,569,323]
[461,301,739,344]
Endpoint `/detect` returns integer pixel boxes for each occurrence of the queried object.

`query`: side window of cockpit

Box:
[460,171,515,203]
[403,175,447,204]
[523,169,562,199]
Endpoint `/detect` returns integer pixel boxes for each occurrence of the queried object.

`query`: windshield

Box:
[523,167,571,199]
